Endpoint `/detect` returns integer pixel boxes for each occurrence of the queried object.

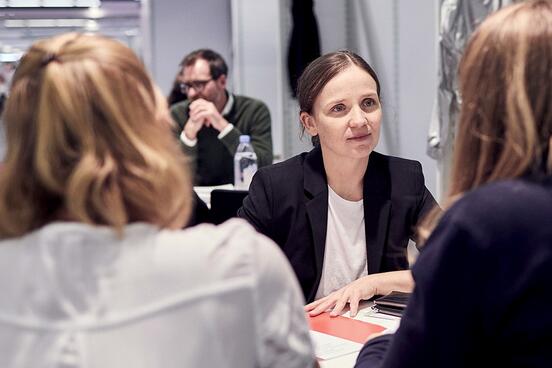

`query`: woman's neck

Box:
[322,151,368,201]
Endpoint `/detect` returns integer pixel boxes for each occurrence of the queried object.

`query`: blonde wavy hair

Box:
[420,0,552,240]
[0,33,192,238]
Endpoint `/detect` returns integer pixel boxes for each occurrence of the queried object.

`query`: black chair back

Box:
[210,189,249,225]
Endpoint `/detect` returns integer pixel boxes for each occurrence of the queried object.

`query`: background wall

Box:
[147,0,440,198]
[0,1,440,197]
[314,0,439,197]
[147,0,233,97]
[0,1,440,199]
[230,0,285,159]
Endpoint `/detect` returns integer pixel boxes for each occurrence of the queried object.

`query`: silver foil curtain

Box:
[427,0,515,160]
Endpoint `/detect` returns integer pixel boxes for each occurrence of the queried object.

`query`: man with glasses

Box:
[171,49,273,186]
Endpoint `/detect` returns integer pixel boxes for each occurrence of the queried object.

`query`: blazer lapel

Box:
[363,152,391,275]
[303,147,328,300]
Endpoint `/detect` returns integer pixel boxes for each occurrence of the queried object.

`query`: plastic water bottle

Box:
[234,135,258,190]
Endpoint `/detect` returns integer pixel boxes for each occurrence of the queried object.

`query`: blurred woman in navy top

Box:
[356,1,552,367]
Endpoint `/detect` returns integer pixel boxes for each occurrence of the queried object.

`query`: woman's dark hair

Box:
[296,50,381,145]
[180,49,228,80]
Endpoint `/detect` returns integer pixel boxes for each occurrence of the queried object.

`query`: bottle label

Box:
[234,152,257,190]
[241,162,257,189]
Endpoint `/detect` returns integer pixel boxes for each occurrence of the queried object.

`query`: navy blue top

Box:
[356,177,552,368]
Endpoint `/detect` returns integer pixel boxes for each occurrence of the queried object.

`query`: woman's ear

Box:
[300,111,318,137]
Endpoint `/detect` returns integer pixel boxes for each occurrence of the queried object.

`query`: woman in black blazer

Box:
[238,51,436,315]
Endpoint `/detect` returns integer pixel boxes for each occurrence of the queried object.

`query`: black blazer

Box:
[237,146,437,302]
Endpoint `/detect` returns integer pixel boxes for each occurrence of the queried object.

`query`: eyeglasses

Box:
[179,79,212,93]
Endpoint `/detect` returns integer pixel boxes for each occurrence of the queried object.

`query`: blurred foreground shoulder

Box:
[219,219,316,367]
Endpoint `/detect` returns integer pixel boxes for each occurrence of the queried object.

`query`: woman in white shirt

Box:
[0,32,314,368]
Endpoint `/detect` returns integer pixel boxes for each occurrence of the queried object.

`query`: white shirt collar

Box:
[221,92,234,116]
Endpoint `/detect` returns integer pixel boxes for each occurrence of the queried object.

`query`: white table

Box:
[314,303,401,368]
[193,184,234,208]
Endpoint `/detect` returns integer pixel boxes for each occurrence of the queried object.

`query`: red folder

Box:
[308,312,385,344]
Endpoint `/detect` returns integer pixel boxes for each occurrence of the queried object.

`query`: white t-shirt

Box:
[0,219,314,368]
[315,186,368,299]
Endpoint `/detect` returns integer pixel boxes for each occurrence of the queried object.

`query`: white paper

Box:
[193,184,234,208]
[359,307,401,333]
[310,330,364,360]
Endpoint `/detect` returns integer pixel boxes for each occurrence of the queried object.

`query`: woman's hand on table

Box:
[304,275,377,318]
[304,270,414,318]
